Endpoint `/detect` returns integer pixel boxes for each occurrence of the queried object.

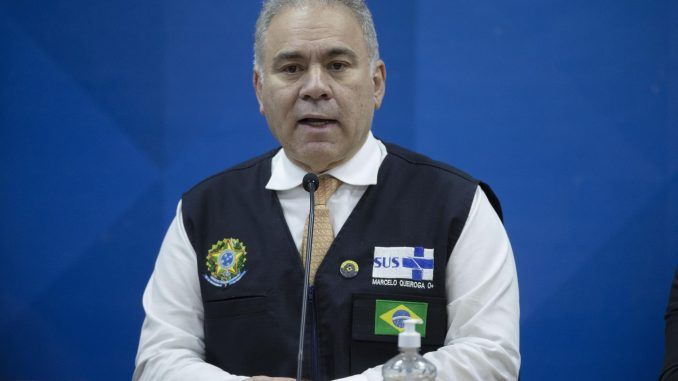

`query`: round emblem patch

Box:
[339,260,359,279]
[204,238,247,287]
[392,309,411,329]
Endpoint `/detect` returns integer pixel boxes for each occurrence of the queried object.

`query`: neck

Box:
[288,131,371,174]
[289,157,339,174]
[400,347,419,354]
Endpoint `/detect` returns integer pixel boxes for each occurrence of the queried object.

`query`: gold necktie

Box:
[301,175,342,284]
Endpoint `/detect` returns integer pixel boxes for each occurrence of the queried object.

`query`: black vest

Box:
[182,143,499,380]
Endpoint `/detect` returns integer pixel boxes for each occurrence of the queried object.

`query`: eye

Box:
[329,61,348,72]
[281,64,302,74]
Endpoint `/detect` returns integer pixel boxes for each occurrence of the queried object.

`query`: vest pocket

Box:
[204,295,267,318]
[203,295,294,376]
[349,293,447,374]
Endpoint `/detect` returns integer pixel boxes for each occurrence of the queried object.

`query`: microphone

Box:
[303,173,319,192]
[297,173,319,381]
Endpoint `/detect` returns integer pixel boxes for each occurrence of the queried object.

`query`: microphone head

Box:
[302,173,320,192]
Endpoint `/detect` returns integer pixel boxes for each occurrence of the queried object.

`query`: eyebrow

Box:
[271,47,359,67]
[326,47,358,61]
[272,51,305,67]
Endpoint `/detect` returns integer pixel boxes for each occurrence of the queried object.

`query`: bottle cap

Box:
[398,319,422,348]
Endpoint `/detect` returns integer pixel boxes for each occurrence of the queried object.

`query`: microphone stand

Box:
[297,173,319,381]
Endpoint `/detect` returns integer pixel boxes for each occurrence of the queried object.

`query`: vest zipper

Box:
[308,285,319,380]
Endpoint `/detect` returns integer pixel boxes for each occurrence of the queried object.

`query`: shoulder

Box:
[382,142,503,220]
[383,142,478,184]
[183,148,279,198]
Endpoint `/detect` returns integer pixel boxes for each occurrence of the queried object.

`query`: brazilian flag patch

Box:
[374,299,428,337]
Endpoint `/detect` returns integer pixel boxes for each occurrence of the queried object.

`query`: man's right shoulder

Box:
[183,147,280,197]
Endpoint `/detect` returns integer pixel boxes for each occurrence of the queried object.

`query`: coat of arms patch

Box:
[204,238,248,287]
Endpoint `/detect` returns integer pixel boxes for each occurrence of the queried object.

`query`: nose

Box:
[299,65,332,101]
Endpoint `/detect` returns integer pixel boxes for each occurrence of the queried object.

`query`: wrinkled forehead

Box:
[261,4,369,65]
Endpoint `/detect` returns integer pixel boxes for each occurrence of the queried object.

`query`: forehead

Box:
[263,4,368,62]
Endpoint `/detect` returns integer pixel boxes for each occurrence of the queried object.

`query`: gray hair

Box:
[253,0,380,72]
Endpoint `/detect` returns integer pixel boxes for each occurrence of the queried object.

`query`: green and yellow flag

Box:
[374,299,428,337]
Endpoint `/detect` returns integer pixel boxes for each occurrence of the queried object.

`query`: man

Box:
[661,267,678,380]
[134,0,520,380]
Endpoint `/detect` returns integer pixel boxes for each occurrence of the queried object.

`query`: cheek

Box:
[341,84,372,114]
[263,90,296,122]
[351,87,374,120]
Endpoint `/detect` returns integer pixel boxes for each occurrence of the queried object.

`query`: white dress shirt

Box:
[134,131,520,381]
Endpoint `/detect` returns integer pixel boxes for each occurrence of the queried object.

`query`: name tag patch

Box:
[372,246,434,289]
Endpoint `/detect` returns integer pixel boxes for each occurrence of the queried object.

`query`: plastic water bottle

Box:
[382,319,437,381]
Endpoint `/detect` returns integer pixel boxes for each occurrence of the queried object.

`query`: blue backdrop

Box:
[1,1,676,380]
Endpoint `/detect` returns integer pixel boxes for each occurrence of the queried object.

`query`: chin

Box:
[300,142,338,156]
[296,145,345,171]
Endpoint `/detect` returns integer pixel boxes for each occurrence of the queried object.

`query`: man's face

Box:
[254,4,386,173]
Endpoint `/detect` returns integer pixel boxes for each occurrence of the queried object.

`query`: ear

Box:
[253,69,265,114]
[372,60,386,109]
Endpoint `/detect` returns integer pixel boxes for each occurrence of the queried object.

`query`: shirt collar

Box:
[265,131,385,191]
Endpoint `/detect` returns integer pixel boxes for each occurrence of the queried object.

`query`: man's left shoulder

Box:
[383,142,477,184]
[382,142,503,220]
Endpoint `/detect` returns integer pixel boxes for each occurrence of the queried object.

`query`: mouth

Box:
[297,117,338,128]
